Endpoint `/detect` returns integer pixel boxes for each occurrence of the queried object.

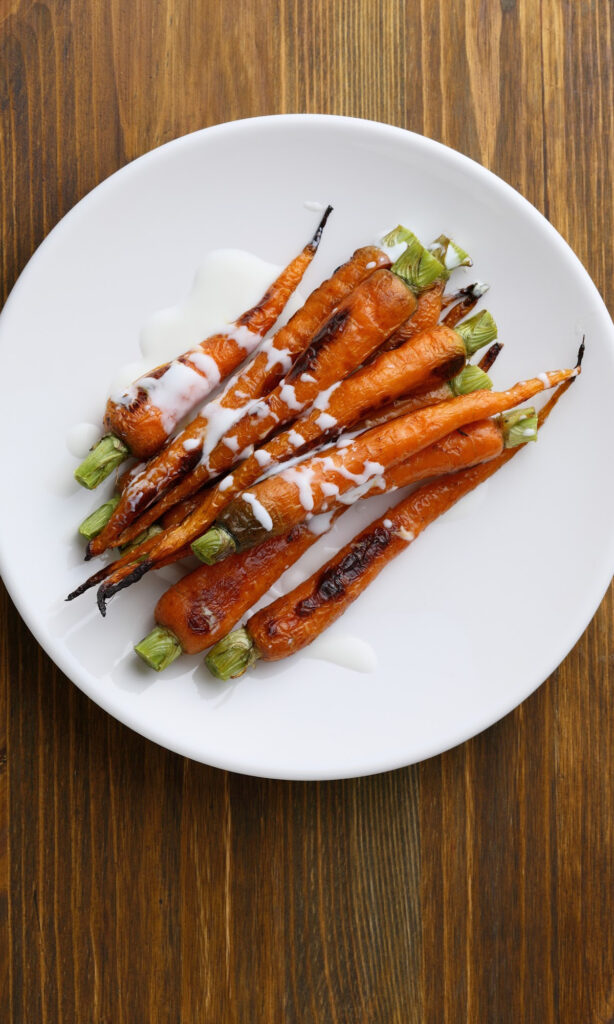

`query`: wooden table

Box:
[1,2,613,1020]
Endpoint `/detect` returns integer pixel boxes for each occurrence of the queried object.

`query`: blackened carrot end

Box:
[309,205,333,250]
[478,341,503,373]
[96,559,153,616]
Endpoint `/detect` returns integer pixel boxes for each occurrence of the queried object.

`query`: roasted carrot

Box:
[352,362,494,433]
[71,357,495,598]
[135,414,521,668]
[73,360,577,614]
[205,370,580,679]
[79,332,495,545]
[111,307,494,554]
[478,341,504,373]
[440,282,489,329]
[78,243,391,539]
[74,207,332,488]
[87,233,446,558]
[196,365,580,562]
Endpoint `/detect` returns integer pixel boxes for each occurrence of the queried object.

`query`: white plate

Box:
[1,115,613,781]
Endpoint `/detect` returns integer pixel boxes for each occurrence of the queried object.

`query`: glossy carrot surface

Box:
[90,266,416,556]
[147,419,503,657]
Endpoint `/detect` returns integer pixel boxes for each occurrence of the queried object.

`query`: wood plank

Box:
[1,0,613,1021]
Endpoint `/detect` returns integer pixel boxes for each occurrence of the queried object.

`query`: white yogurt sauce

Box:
[140,249,303,366]
[66,422,101,458]
[305,633,378,674]
[242,492,274,531]
[109,248,305,394]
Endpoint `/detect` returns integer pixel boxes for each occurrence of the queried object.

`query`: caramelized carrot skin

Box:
[248,525,406,660]
[90,247,391,555]
[206,268,417,471]
[217,368,577,551]
[247,376,582,660]
[380,281,444,350]
[154,420,502,653]
[221,245,391,407]
[103,338,243,459]
[89,366,576,607]
[103,224,331,458]
[155,523,323,653]
[93,267,414,556]
[150,420,501,653]
[247,451,509,661]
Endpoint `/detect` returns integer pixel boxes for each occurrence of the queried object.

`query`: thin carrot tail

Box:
[97,560,154,617]
[478,341,503,373]
[66,561,117,601]
[441,282,489,328]
[308,205,333,250]
[536,338,585,427]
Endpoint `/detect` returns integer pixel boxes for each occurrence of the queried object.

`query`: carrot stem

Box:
[134,625,183,671]
[206,627,260,680]
[387,229,446,291]
[74,435,129,489]
[455,310,498,357]
[500,407,538,447]
[191,525,237,564]
[79,494,121,539]
[428,235,473,272]
[448,365,492,396]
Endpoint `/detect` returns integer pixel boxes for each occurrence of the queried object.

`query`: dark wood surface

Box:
[1,1,613,1020]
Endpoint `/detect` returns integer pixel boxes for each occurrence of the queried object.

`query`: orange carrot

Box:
[74,207,332,487]
[88,262,428,557]
[74,360,578,616]
[111,308,495,554]
[205,369,580,678]
[135,417,510,666]
[197,366,579,561]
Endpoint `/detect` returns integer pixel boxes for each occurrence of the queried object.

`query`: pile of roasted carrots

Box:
[69,211,583,680]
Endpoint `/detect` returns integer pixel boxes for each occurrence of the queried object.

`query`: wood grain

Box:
[1,1,613,1021]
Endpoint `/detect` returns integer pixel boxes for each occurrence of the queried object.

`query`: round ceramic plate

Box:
[1,115,613,780]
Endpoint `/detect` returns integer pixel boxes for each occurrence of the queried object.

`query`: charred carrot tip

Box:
[478,341,503,373]
[309,205,333,248]
[205,627,259,680]
[576,337,586,368]
[74,435,130,490]
[135,626,183,671]
[97,560,153,616]
[66,563,114,601]
[442,281,489,309]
